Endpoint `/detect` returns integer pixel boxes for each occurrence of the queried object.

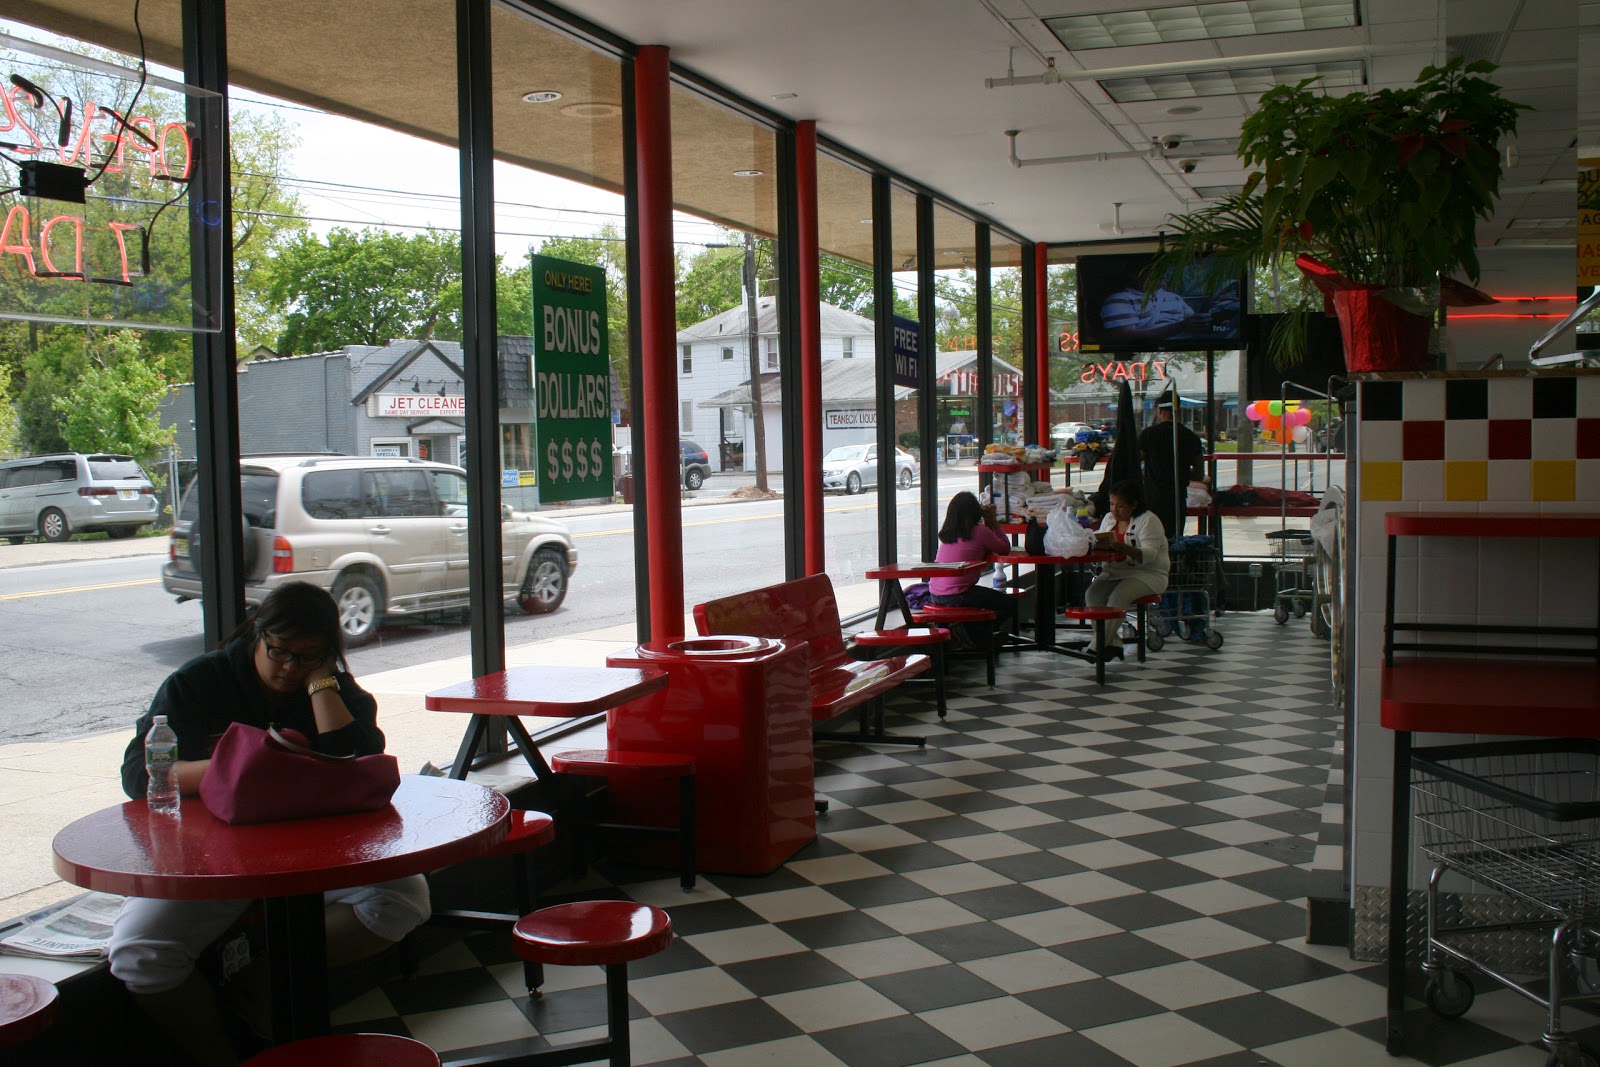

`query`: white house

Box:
[675,299,874,470]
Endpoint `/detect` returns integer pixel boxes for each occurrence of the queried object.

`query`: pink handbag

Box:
[199,722,400,824]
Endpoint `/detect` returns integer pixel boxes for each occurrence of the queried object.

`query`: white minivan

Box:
[0,453,159,543]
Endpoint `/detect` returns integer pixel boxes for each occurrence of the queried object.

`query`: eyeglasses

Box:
[261,640,327,669]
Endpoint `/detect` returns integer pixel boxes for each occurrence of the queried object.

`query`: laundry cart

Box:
[1411,739,1600,1067]
[1148,535,1223,651]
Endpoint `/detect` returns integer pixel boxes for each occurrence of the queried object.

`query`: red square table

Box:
[863,560,988,629]
[426,666,668,782]
[51,776,509,1042]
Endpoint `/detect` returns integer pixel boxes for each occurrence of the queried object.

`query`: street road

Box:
[0,454,1334,745]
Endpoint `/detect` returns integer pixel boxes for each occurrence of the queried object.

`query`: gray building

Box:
[158,336,613,508]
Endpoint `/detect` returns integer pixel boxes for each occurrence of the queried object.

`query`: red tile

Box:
[1578,419,1600,459]
[1487,419,1531,460]
[1402,420,1445,461]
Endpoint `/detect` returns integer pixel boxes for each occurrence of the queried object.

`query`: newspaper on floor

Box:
[0,891,124,960]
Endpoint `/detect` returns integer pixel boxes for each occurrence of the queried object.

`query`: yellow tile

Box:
[1531,460,1576,501]
[1361,461,1404,501]
[1443,461,1487,501]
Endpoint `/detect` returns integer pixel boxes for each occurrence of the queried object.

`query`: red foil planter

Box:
[1295,255,1430,372]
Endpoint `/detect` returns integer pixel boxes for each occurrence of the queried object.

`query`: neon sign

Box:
[1078,360,1169,383]
[0,84,192,287]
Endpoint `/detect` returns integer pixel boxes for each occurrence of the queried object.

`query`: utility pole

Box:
[743,231,769,491]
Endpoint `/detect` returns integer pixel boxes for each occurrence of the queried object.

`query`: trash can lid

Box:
[636,635,777,659]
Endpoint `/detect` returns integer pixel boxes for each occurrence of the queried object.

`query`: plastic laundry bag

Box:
[1043,507,1091,558]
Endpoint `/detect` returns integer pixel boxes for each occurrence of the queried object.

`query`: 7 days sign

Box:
[532,254,611,502]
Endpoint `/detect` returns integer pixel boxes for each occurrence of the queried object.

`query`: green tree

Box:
[52,331,174,464]
[0,362,20,458]
[267,228,465,354]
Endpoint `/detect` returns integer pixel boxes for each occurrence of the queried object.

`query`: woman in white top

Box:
[1085,479,1170,662]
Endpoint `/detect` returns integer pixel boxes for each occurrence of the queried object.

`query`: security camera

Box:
[1180,159,1198,174]
[1159,135,1182,151]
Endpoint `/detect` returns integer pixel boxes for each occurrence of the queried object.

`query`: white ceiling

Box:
[574,0,1585,252]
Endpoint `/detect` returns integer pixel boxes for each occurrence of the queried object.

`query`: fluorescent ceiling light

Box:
[1195,184,1246,198]
[1508,217,1573,230]
[1495,237,1577,247]
[1100,59,1362,102]
[1048,0,1357,51]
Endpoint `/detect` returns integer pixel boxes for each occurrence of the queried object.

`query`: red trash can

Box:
[605,636,813,875]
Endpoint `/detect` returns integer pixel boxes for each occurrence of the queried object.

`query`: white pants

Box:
[108,875,431,995]
[1084,572,1169,648]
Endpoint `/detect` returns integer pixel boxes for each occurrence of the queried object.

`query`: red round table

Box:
[52,776,510,1041]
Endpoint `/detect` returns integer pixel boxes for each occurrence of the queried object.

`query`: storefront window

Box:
[991,235,1025,447]
[668,80,785,601]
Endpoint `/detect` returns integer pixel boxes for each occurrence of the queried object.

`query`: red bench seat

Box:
[695,574,931,745]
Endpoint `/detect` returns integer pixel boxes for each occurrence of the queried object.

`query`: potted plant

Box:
[1154,58,1527,369]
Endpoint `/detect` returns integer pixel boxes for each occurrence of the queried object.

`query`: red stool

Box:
[242,1033,439,1066]
[513,901,673,1067]
[1131,593,1164,661]
[551,750,697,891]
[1062,605,1126,684]
[853,626,951,718]
[0,973,57,1051]
[911,605,997,686]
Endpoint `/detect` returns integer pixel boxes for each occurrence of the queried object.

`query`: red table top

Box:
[863,561,986,580]
[52,776,509,900]
[425,665,667,717]
[1384,512,1600,538]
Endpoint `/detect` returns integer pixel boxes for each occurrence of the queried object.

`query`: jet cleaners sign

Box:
[532,254,611,503]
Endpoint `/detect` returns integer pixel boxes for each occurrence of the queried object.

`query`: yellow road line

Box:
[0,577,162,601]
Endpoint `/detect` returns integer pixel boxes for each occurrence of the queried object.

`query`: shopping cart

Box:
[1144,535,1223,651]
[1265,528,1317,625]
[1411,739,1600,1067]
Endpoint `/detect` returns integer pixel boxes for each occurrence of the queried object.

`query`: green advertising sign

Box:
[532,254,611,502]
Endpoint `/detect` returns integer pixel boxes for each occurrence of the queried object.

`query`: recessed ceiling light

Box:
[521,90,563,104]
[771,92,798,101]
[1166,105,1202,115]
[560,101,620,118]
[860,218,874,225]
[1100,60,1363,102]
[732,169,764,177]
[941,250,964,256]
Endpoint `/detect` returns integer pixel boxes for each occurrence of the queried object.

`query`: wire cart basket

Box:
[1265,528,1318,626]
[1411,739,1600,1067]
[1145,535,1223,651]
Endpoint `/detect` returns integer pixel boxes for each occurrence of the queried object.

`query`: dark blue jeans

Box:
[931,583,1016,646]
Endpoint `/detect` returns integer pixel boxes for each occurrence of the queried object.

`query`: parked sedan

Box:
[821,443,918,494]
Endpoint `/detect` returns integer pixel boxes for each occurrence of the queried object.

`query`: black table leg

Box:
[1035,564,1058,649]
[448,714,492,780]
[264,892,328,1042]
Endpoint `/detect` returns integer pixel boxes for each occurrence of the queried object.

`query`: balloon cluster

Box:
[1244,400,1314,440]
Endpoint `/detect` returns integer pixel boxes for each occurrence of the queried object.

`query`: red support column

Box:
[635,46,685,640]
[1033,242,1051,446]
[796,121,824,574]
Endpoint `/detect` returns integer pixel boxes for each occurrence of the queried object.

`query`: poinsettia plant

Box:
[1153,57,1527,365]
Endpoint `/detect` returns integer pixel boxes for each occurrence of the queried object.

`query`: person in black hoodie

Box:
[109,582,429,1066]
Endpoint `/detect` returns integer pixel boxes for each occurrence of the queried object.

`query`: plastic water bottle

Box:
[145,715,181,816]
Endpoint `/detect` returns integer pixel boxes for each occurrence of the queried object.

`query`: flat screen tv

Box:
[1076,252,1242,353]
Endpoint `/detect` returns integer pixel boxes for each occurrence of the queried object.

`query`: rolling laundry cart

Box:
[1411,739,1600,1067]
[1148,535,1223,651]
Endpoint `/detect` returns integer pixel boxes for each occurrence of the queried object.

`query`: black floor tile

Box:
[1052,932,1188,976]
[1077,892,1206,931]
[1019,977,1166,1029]
[1179,991,1340,1046]
[866,963,1005,1012]
[653,998,804,1055]
[812,1013,968,1067]
[722,951,855,998]
[1200,943,1346,990]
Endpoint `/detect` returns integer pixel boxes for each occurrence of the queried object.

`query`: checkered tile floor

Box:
[329,612,1584,1066]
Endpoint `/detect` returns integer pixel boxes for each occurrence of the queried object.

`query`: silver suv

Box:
[161,454,578,645]
[0,453,158,543]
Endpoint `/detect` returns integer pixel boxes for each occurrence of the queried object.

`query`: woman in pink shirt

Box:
[929,491,1016,646]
